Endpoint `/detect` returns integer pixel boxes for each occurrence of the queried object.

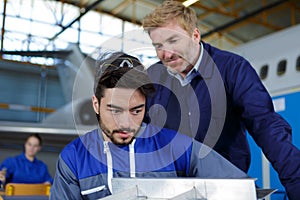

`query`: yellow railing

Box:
[5,183,51,196]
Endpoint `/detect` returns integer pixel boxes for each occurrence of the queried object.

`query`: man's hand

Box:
[0,168,7,183]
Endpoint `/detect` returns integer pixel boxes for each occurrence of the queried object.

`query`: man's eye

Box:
[169,39,177,44]
[154,44,162,50]
[132,109,142,115]
[110,109,121,114]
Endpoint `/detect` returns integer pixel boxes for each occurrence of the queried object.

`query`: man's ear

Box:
[92,95,100,114]
[193,28,201,43]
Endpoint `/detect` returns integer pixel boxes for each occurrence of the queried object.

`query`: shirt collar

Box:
[167,42,203,86]
[21,152,36,163]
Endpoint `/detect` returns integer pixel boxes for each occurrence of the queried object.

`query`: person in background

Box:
[142,1,300,199]
[50,52,248,200]
[0,133,53,185]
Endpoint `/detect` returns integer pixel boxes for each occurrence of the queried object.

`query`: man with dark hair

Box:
[50,52,248,200]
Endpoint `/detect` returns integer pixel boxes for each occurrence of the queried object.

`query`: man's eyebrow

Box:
[107,104,144,110]
[166,35,179,41]
[130,104,145,110]
[152,42,161,46]
[152,34,179,46]
[107,104,123,110]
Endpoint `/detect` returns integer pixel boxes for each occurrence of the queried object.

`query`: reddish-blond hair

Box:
[142,0,198,35]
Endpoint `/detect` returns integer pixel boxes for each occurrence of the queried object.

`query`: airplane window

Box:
[277,60,287,76]
[260,65,268,80]
[296,55,300,71]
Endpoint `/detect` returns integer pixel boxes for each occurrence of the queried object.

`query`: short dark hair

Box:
[26,133,42,146]
[94,51,155,100]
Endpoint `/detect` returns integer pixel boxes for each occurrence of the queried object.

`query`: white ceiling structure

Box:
[0,0,299,60]
[62,0,300,49]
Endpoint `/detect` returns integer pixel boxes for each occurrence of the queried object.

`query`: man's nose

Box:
[117,112,131,128]
[162,48,174,60]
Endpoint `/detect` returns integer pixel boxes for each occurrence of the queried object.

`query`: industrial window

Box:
[296,55,300,71]
[277,59,287,76]
[259,64,269,80]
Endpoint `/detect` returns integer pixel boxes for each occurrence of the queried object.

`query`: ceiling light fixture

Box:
[182,0,199,7]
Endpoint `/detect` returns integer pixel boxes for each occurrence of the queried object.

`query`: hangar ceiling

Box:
[0,0,299,57]
[61,0,300,47]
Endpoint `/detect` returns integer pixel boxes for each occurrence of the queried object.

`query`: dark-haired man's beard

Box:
[99,118,137,145]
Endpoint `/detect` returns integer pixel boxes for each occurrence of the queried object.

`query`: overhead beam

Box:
[50,0,104,41]
[193,3,237,18]
[0,50,72,58]
[112,0,132,15]
[202,0,288,38]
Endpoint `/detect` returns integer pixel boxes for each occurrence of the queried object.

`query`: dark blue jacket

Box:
[50,123,247,199]
[145,41,300,200]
